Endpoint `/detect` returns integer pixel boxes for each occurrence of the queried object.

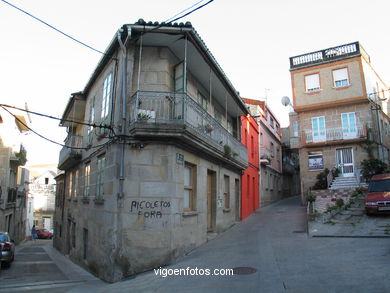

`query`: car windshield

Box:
[368,179,390,192]
[0,233,9,241]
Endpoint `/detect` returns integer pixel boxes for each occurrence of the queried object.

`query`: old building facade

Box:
[240,114,259,220]
[0,108,29,244]
[243,99,283,206]
[54,20,249,282]
[289,42,390,202]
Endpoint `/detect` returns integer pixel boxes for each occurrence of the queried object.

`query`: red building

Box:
[240,114,260,220]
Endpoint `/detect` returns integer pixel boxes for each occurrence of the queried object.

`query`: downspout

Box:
[117,28,130,199]
[183,35,188,120]
[135,35,143,121]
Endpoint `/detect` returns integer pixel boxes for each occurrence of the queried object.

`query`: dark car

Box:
[36,228,53,239]
[365,174,390,215]
[0,232,15,267]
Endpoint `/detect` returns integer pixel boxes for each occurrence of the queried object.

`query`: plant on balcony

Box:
[260,154,272,163]
[204,123,213,133]
[360,158,388,181]
[15,150,27,166]
[137,112,152,121]
[312,168,330,190]
[223,144,232,157]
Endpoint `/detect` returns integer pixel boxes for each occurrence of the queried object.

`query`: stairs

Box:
[329,176,366,190]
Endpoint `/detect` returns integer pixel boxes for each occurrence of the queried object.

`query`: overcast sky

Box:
[1,0,389,166]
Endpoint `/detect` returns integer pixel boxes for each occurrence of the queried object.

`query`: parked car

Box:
[365,173,390,215]
[36,228,53,239]
[0,232,15,267]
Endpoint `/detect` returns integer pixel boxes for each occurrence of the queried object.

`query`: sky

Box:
[1,0,390,167]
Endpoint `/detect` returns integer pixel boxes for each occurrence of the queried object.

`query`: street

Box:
[0,239,104,292]
[1,196,390,292]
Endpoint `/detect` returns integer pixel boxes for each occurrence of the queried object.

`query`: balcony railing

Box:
[129,91,247,167]
[290,42,366,69]
[304,125,366,144]
[58,135,83,170]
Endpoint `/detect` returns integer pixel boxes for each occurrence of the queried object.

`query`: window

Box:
[308,151,323,170]
[83,228,88,260]
[88,95,95,135]
[251,136,254,158]
[214,109,222,123]
[312,116,326,142]
[68,172,73,198]
[96,156,105,199]
[199,91,208,110]
[84,163,90,198]
[333,68,349,88]
[305,73,320,92]
[270,117,274,128]
[224,175,230,209]
[45,177,49,185]
[341,112,357,139]
[227,118,233,134]
[270,142,275,157]
[174,62,185,93]
[293,121,299,137]
[74,170,79,198]
[183,163,196,211]
[101,73,112,119]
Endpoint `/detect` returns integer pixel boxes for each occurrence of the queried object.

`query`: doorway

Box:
[207,170,216,232]
[235,179,240,221]
[336,147,354,177]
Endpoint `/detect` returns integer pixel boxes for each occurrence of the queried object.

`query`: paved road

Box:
[101,196,390,293]
[0,239,104,292]
[2,196,389,292]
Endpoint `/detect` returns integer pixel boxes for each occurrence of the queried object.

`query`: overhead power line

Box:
[0,0,105,55]
[0,104,111,130]
[168,0,214,24]
[163,0,206,23]
[0,106,113,150]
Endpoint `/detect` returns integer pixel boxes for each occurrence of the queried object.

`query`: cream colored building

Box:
[289,42,390,202]
[54,20,248,282]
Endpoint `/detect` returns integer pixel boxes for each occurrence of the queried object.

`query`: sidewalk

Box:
[309,195,390,238]
[0,239,107,292]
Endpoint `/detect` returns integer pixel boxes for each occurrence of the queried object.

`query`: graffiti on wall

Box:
[130,200,170,218]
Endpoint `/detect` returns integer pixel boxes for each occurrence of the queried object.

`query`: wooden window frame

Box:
[224,175,230,209]
[184,162,196,211]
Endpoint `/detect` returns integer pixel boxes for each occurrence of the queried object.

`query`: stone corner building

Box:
[54,20,249,282]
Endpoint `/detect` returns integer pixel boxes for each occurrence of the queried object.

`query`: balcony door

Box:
[341,112,357,139]
[336,148,354,177]
[312,116,326,142]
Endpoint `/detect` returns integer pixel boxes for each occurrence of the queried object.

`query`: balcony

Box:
[129,91,248,170]
[303,125,367,146]
[58,135,83,170]
[290,42,370,70]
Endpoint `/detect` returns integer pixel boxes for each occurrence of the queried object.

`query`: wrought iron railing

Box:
[304,125,366,144]
[59,135,83,165]
[129,91,247,164]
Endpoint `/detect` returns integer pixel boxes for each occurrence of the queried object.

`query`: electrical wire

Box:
[167,0,214,24]
[0,104,112,130]
[0,0,105,55]
[163,0,206,23]
[1,106,113,150]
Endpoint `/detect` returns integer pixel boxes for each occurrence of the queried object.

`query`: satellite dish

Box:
[281,96,291,107]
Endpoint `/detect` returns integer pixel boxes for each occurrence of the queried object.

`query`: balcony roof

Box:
[289,42,370,70]
[81,19,249,117]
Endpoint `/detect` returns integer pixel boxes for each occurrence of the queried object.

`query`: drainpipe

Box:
[117,27,131,199]
[135,35,143,122]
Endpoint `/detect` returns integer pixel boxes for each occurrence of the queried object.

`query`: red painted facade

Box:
[240,114,260,220]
